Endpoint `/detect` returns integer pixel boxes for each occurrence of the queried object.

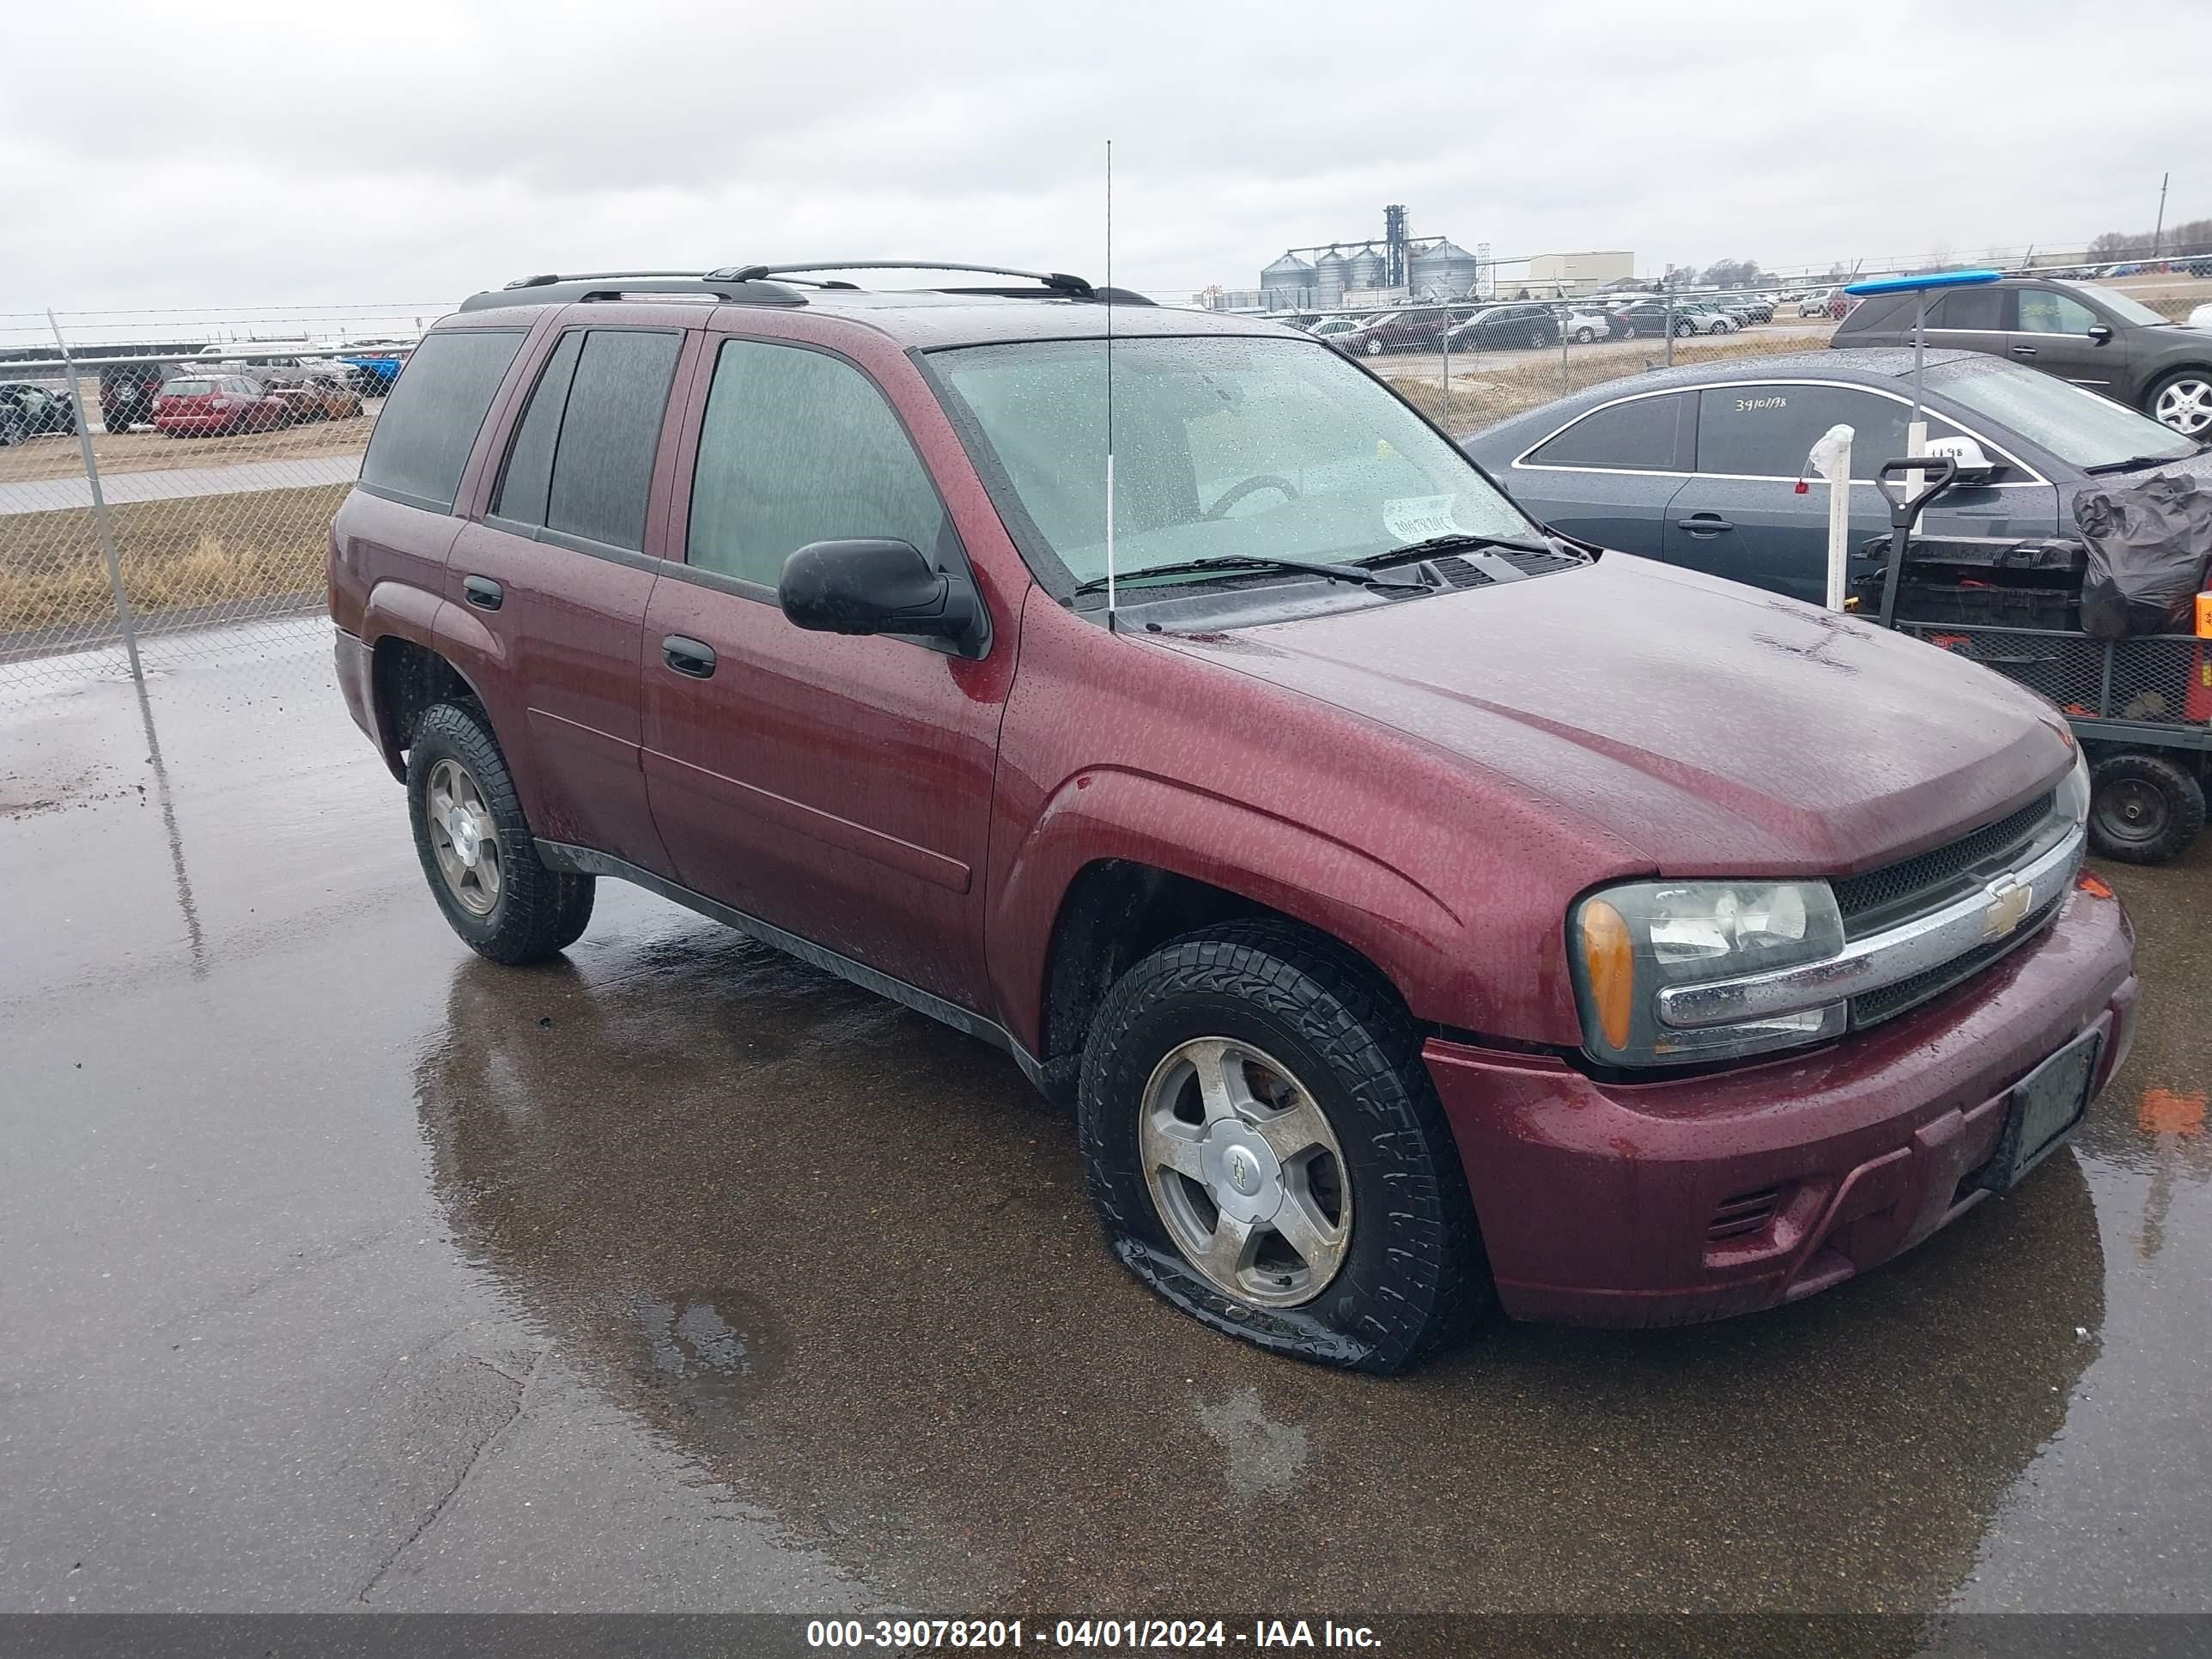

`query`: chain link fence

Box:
[0,305,441,697]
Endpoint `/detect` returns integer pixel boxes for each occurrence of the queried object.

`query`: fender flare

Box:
[359,580,507,774]
[988,766,1472,1054]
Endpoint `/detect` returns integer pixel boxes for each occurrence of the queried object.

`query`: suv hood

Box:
[1162,553,2073,877]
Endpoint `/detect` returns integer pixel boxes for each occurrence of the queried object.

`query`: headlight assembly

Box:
[2056,746,2091,829]
[1568,879,1848,1066]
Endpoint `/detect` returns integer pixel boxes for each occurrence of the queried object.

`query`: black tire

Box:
[406,701,595,963]
[1078,920,1488,1373]
[2088,752,2205,864]
[1527,327,1547,350]
[1574,327,1595,344]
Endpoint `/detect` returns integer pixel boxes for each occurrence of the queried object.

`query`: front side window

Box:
[687,340,949,589]
[2016,289,2100,336]
[359,328,526,511]
[2067,282,2166,327]
[1526,394,1687,471]
[1695,384,1960,480]
[931,335,1537,591]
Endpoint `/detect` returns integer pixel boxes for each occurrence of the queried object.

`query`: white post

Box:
[1806,422,1856,613]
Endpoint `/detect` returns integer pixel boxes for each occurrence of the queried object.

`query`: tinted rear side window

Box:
[359,329,526,510]
[544,331,683,551]
[1525,393,1686,471]
[490,331,584,528]
[1696,384,1961,479]
[1932,288,2008,331]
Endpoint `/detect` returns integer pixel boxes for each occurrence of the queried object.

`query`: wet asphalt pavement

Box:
[3,625,2209,1625]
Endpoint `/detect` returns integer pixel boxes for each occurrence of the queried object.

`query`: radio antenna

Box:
[1103,138,1117,633]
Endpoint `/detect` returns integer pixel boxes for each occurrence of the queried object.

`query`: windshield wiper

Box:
[1360,532,1553,564]
[2082,453,2195,474]
[1073,555,1428,595]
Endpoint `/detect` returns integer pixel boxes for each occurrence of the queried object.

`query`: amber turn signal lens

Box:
[2077,871,2115,900]
[1580,898,1636,1053]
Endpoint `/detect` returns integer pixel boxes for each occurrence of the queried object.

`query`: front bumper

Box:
[1425,879,2136,1328]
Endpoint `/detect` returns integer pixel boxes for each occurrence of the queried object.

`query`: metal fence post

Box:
[1664,289,1676,368]
[46,309,143,683]
[1559,307,1570,396]
[1440,307,1451,422]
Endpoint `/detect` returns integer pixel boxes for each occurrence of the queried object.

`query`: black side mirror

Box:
[2087,325,2114,344]
[779,538,983,652]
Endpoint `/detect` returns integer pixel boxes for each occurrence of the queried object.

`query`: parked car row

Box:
[1275,292,1786,356]
[94,339,410,432]
[150,367,363,437]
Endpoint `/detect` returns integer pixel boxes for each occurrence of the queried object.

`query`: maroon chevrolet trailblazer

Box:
[328,260,2136,1371]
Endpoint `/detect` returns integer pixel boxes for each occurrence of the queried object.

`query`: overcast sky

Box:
[2,0,2195,322]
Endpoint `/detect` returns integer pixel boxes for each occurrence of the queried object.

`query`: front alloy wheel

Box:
[2150,374,2212,439]
[1078,921,1488,1371]
[1139,1037,1350,1306]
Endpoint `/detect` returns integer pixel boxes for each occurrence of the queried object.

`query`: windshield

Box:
[2064,281,2168,328]
[1931,360,2197,469]
[931,335,1537,589]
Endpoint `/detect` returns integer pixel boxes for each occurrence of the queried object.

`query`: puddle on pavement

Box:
[409,908,2147,1616]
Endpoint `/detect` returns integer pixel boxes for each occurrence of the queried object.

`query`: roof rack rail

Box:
[501,270,709,289]
[705,261,1099,295]
[458,275,805,313]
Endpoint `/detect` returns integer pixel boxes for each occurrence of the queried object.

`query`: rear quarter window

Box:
[359,328,527,512]
[1834,292,1912,334]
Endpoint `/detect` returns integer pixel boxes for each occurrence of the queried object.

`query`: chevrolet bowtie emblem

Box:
[1983,877,2033,939]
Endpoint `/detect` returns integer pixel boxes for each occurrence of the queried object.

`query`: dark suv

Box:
[1832,276,2212,440]
[330,261,2136,1372]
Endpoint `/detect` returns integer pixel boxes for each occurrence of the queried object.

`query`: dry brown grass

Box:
[0,483,343,635]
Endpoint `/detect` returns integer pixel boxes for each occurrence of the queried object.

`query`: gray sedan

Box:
[1461,349,2209,604]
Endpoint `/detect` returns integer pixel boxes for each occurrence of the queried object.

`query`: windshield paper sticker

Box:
[1384,495,1462,543]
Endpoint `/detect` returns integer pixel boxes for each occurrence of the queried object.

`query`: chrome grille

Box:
[1848,892,2065,1028]
[1832,792,2057,939]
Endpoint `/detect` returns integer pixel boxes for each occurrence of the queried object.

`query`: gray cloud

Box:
[2,0,2194,315]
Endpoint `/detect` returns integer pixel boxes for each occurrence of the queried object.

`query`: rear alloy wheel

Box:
[1364,338,1384,357]
[2088,753,2205,864]
[1574,326,1595,344]
[407,701,595,962]
[1079,921,1488,1372]
[1528,327,1547,350]
[2148,371,2212,440]
[1675,317,1695,337]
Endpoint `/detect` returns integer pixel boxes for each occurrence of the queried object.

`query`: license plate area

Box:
[1981,1028,2104,1193]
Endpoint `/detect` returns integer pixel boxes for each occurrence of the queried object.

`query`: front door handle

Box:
[661,635,717,678]
[462,574,503,611]
[2010,343,2038,357]
[1675,514,1735,537]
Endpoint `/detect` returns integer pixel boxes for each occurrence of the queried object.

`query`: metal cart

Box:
[1865,456,2210,864]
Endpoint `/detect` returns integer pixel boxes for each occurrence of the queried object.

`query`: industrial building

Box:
[1522,251,1637,297]
[1229,205,1486,313]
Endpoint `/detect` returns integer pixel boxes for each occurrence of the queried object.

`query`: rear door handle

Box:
[661,635,717,678]
[2010,343,2037,356]
[1675,514,1734,537]
[462,574,503,611]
